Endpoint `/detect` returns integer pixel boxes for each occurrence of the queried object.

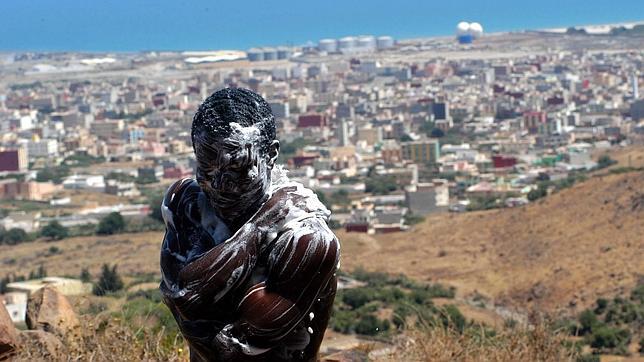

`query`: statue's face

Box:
[194,123,279,223]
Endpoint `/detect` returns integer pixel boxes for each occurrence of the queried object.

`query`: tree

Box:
[527,183,548,202]
[2,228,28,245]
[399,134,413,142]
[430,128,445,138]
[36,166,70,184]
[80,268,92,283]
[36,264,47,278]
[0,276,11,294]
[148,194,165,223]
[597,155,616,169]
[365,176,397,195]
[40,220,69,240]
[136,173,158,184]
[96,212,126,235]
[93,264,124,296]
[330,190,350,206]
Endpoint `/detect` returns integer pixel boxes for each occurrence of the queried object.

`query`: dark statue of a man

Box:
[159,88,340,361]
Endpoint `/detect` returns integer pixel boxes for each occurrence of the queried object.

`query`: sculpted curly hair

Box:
[191,87,276,156]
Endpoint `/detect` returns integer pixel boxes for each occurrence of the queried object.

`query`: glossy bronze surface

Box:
[160,88,339,361]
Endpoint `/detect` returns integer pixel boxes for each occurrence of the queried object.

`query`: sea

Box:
[0,0,642,52]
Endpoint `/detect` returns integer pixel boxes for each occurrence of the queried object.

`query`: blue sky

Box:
[0,0,642,51]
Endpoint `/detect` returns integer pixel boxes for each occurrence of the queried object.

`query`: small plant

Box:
[93,264,124,296]
[48,246,61,255]
[80,268,92,283]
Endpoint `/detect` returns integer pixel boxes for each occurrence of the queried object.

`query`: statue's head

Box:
[191,88,279,225]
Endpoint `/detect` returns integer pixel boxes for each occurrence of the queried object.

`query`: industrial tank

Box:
[318,38,338,53]
[276,46,292,59]
[357,35,377,51]
[247,48,264,61]
[376,36,394,50]
[338,36,357,51]
[263,47,278,61]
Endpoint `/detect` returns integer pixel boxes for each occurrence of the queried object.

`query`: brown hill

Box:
[337,170,644,314]
[1,169,642,318]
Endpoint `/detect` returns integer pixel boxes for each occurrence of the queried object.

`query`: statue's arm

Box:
[160,182,298,321]
[216,217,340,353]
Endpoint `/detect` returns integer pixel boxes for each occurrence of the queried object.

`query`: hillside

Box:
[338,170,644,314]
[1,169,642,317]
[0,231,163,280]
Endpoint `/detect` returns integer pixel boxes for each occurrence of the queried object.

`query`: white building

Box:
[0,212,41,233]
[62,174,106,192]
[27,139,58,158]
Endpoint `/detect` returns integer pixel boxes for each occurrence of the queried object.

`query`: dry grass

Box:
[0,231,164,279]
[17,312,189,361]
[592,145,644,170]
[375,321,577,362]
[16,314,576,362]
[338,170,644,313]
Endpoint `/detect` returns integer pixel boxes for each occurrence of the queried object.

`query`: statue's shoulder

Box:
[161,178,201,227]
[269,175,332,226]
[163,178,200,208]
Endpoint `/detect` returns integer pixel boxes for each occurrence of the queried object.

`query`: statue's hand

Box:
[252,186,306,230]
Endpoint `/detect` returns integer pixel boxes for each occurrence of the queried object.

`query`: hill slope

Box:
[338,170,644,314]
[1,170,642,317]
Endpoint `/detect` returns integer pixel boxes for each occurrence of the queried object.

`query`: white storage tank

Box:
[338,36,357,51]
[469,22,483,38]
[376,36,394,50]
[263,47,278,61]
[276,46,292,59]
[357,35,377,50]
[247,48,264,62]
[456,21,470,36]
[318,38,338,53]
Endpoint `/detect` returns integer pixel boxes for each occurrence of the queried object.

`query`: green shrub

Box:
[594,298,608,314]
[342,288,376,309]
[2,228,29,245]
[93,264,124,296]
[36,166,70,184]
[80,268,92,283]
[576,354,600,362]
[365,176,398,195]
[97,212,126,235]
[528,184,548,201]
[578,309,601,335]
[127,289,163,303]
[440,304,466,333]
[40,220,69,240]
[148,194,165,223]
[48,246,61,255]
[354,314,390,336]
[597,155,616,169]
[589,326,630,350]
